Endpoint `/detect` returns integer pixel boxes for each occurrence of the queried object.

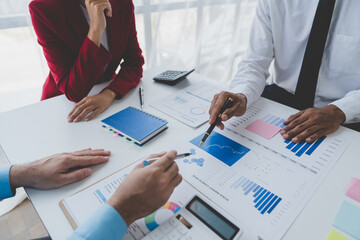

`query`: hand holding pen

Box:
[208,92,248,130]
[199,97,234,147]
[143,152,192,166]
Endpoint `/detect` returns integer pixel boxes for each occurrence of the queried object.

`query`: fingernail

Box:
[280,130,285,134]
[306,138,311,142]
[283,134,289,139]
[292,137,298,142]
[85,118,89,122]
[222,114,228,121]
[105,151,111,154]
[86,169,92,176]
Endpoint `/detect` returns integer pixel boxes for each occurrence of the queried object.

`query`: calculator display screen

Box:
[186,196,239,240]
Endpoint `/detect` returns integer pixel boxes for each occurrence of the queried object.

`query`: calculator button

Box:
[177,225,188,235]
[149,228,164,240]
[159,222,173,234]
[167,229,182,240]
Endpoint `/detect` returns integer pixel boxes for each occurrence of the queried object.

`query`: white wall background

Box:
[0,0,257,112]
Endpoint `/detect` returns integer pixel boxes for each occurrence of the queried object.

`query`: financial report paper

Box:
[174,98,355,239]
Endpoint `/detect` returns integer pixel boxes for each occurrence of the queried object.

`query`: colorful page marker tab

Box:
[245,119,281,140]
[333,201,360,239]
[326,230,349,240]
[346,177,360,203]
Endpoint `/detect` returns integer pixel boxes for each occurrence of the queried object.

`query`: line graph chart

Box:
[190,131,250,166]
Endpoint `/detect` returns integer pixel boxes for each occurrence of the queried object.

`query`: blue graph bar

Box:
[254,187,264,197]
[232,177,282,215]
[245,183,257,195]
[296,142,313,157]
[275,119,285,126]
[306,136,326,156]
[268,197,282,214]
[286,141,296,149]
[235,178,246,189]
[254,189,267,203]
[270,117,280,125]
[244,181,253,191]
[258,193,274,211]
[255,191,270,208]
[242,179,250,187]
[291,141,306,153]
[265,115,275,123]
[230,177,242,188]
[284,136,326,157]
[95,190,107,203]
[239,177,247,185]
[261,195,278,214]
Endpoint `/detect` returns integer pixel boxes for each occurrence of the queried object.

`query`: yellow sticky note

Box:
[326,230,349,240]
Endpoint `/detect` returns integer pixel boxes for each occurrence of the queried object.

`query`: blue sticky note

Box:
[333,201,360,239]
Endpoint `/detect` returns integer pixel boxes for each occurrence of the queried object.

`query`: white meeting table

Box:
[0,67,359,240]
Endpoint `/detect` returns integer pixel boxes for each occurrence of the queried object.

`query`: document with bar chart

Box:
[174,98,355,240]
[60,162,197,240]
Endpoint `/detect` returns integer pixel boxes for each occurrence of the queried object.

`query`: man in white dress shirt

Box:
[209,0,360,143]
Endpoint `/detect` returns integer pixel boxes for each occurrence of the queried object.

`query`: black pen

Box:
[199,97,234,147]
[139,87,144,109]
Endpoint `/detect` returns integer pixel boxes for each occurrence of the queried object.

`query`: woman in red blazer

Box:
[29,0,144,122]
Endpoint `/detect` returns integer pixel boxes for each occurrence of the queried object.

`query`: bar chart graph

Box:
[284,136,326,157]
[230,176,282,215]
[261,114,286,128]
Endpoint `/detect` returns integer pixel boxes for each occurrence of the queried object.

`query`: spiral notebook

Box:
[101,107,168,146]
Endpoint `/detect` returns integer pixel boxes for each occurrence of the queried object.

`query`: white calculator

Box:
[142,195,243,240]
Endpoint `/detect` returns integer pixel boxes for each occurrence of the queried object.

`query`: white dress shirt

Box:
[230,0,360,124]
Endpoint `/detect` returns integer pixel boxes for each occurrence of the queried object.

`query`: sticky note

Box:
[326,230,349,240]
[333,201,360,239]
[346,177,360,203]
[245,120,281,140]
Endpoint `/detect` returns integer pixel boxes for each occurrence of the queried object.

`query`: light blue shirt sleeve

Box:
[68,204,128,240]
[0,165,14,200]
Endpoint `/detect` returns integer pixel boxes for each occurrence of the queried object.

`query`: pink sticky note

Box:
[346,177,360,203]
[245,119,281,140]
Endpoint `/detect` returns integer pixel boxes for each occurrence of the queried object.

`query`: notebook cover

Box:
[101,107,168,143]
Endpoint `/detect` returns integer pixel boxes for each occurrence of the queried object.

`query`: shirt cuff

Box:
[229,83,261,108]
[330,99,355,124]
[70,204,128,240]
[0,165,14,200]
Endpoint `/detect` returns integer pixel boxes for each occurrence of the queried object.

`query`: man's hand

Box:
[9,149,111,190]
[281,105,346,143]
[85,0,112,47]
[68,89,116,122]
[209,91,247,130]
[106,150,182,226]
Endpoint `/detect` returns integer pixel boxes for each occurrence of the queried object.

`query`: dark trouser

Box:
[261,84,360,132]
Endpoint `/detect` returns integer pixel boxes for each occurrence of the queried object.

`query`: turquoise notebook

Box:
[101,107,168,146]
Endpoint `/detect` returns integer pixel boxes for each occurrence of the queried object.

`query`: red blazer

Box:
[29,0,144,102]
